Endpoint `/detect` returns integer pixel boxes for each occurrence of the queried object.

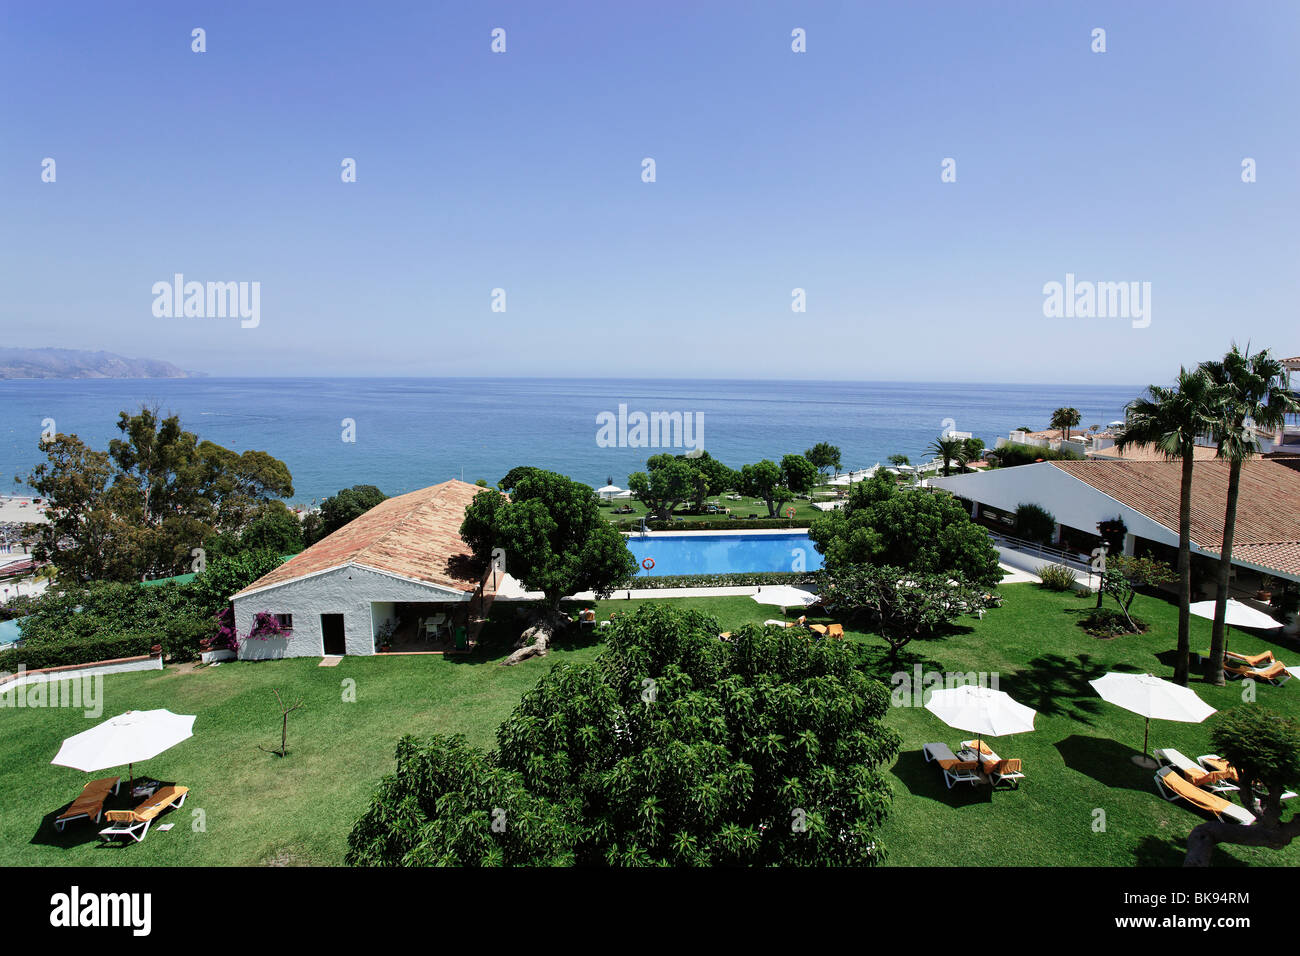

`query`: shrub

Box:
[1079,608,1147,638]
[1014,503,1056,544]
[1038,563,1078,592]
[0,631,158,672]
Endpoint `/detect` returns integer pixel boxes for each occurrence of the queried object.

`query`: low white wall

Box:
[0,654,161,692]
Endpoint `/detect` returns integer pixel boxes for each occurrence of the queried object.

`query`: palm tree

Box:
[1200,346,1299,685]
[927,436,968,477]
[1116,368,1218,685]
[1050,407,1082,442]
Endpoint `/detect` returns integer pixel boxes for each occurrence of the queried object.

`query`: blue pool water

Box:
[627,533,823,578]
[0,618,25,646]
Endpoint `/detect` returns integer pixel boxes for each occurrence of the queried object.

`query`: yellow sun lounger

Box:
[1154,767,1254,825]
[55,776,120,831]
[99,785,189,842]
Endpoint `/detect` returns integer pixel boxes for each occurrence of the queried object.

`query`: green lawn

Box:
[2,585,1296,866]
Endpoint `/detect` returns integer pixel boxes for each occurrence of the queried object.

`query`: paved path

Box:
[496,563,1034,602]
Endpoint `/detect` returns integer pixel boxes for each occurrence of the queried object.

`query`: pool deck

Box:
[495,563,1035,601]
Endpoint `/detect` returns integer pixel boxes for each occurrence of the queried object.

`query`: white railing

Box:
[987,531,1092,571]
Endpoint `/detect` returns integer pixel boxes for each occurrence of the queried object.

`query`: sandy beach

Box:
[0,495,48,526]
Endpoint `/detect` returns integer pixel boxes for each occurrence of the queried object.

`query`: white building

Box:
[929,458,1300,603]
[231,480,498,658]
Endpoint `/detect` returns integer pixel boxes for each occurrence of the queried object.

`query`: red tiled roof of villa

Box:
[1051,459,1300,575]
[1088,443,1228,462]
[235,479,498,596]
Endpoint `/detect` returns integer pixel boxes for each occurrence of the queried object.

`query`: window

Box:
[274,613,293,629]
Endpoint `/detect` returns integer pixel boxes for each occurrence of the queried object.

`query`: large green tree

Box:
[808,471,1001,586]
[461,469,637,662]
[1185,707,1300,866]
[1116,368,1218,685]
[346,604,900,866]
[309,484,388,543]
[739,455,817,518]
[804,442,842,478]
[627,454,699,519]
[1200,346,1299,685]
[24,408,295,582]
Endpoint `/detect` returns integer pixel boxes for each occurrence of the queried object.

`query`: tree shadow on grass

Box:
[890,749,992,807]
[1132,834,1190,867]
[1055,734,1152,793]
[1011,653,1114,723]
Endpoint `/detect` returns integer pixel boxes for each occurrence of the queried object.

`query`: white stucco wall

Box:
[929,462,1181,550]
[232,564,470,659]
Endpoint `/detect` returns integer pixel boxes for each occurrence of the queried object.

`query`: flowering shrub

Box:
[247,611,292,641]
[214,607,239,652]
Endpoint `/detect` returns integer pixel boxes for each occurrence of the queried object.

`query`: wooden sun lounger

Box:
[1154,767,1254,825]
[1224,659,1291,685]
[55,776,120,831]
[1154,748,1239,793]
[922,743,982,788]
[1226,649,1276,667]
[99,785,189,843]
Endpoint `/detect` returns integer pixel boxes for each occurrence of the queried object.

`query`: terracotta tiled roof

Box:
[1051,459,1300,575]
[1088,443,1227,462]
[235,480,498,596]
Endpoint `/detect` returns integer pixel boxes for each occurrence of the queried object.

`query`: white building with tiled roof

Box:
[929,459,1300,624]
[231,480,500,658]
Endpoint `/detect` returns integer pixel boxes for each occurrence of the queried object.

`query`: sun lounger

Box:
[763,619,792,628]
[922,743,982,788]
[1224,659,1291,685]
[1153,767,1254,825]
[984,758,1025,789]
[1154,748,1239,793]
[1226,649,1276,667]
[1197,755,1297,800]
[55,776,120,831]
[99,785,189,842]
[825,623,843,639]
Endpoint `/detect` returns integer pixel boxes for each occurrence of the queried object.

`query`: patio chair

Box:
[922,743,982,789]
[1225,649,1276,667]
[1197,755,1297,800]
[1153,768,1254,825]
[1224,659,1291,685]
[99,785,189,843]
[54,776,120,831]
[1154,748,1238,793]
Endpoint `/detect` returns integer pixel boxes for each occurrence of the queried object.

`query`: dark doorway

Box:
[321,613,346,655]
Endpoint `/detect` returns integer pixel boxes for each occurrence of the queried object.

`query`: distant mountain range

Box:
[0,348,205,380]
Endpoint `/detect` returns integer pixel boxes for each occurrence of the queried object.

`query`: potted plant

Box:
[1257,574,1275,602]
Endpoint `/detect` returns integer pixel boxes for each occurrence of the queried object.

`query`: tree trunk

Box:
[1174,454,1194,685]
[1205,460,1243,686]
[500,604,570,666]
[1184,810,1299,866]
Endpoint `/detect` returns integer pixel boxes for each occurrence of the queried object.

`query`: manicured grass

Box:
[2,585,1295,866]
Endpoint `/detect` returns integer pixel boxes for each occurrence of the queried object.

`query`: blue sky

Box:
[2,1,1297,383]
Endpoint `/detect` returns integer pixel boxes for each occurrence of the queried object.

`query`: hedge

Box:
[614,518,811,532]
[0,631,158,673]
[611,571,820,590]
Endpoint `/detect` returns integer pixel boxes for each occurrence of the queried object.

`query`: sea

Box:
[0,378,1139,506]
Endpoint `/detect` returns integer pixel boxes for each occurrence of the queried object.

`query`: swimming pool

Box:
[626,532,823,577]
